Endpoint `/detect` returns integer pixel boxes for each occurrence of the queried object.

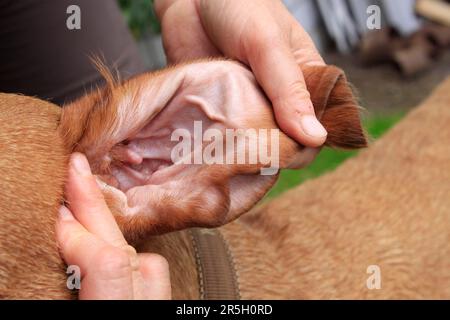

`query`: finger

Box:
[65,153,127,247]
[153,0,178,20]
[57,206,140,300]
[139,253,172,299]
[243,33,328,147]
[159,0,220,63]
[56,205,106,275]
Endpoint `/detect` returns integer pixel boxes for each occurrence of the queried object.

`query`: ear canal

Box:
[303,65,368,149]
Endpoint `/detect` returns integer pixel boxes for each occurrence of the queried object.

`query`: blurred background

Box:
[118,0,450,198]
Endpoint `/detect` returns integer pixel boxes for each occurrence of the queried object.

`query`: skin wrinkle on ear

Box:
[59,59,366,242]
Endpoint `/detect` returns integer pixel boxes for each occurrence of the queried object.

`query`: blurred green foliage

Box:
[118,0,160,38]
[266,113,405,198]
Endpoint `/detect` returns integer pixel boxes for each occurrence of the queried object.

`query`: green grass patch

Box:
[266,113,405,198]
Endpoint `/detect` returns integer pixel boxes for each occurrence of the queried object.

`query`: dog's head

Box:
[59,60,367,242]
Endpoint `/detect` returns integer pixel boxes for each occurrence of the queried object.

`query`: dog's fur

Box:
[5,58,445,299]
[0,94,70,298]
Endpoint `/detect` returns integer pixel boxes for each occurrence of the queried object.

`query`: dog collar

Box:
[189,228,240,300]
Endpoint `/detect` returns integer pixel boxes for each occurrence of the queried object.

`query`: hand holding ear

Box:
[56,153,171,300]
[155,0,327,147]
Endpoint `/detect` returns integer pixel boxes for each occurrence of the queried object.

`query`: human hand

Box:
[155,0,327,147]
[56,152,171,299]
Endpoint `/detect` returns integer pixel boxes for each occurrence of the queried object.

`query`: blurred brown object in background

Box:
[359,23,450,77]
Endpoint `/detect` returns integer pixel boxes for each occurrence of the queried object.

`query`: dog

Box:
[0,59,366,298]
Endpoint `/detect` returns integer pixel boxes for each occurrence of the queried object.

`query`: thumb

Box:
[65,153,126,247]
[246,41,327,147]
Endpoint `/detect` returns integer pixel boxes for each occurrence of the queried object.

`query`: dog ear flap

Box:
[59,61,368,242]
[304,65,368,149]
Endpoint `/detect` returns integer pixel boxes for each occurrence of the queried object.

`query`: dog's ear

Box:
[304,65,368,149]
[59,61,287,240]
[58,61,367,242]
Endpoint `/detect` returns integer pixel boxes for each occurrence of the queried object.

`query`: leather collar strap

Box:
[189,228,240,300]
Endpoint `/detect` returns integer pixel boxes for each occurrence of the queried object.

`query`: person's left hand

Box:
[56,152,172,300]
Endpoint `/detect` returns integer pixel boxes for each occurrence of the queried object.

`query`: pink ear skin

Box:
[59,60,366,243]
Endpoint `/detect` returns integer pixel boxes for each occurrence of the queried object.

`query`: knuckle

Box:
[273,81,313,114]
[244,27,283,55]
[59,226,91,256]
[284,81,311,102]
[95,246,131,279]
[256,32,283,49]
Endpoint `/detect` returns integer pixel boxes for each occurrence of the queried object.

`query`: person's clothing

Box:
[0,0,146,106]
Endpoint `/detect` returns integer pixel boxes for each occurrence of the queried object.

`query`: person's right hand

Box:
[155,0,328,147]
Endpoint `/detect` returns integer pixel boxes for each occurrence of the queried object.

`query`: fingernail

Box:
[59,206,74,221]
[71,153,91,176]
[300,115,328,138]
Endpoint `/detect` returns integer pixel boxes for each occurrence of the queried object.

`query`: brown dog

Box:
[0,60,365,299]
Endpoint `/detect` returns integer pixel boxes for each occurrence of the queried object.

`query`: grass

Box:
[266,113,405,198]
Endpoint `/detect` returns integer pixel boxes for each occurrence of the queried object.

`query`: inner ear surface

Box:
[103,98,223,192]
